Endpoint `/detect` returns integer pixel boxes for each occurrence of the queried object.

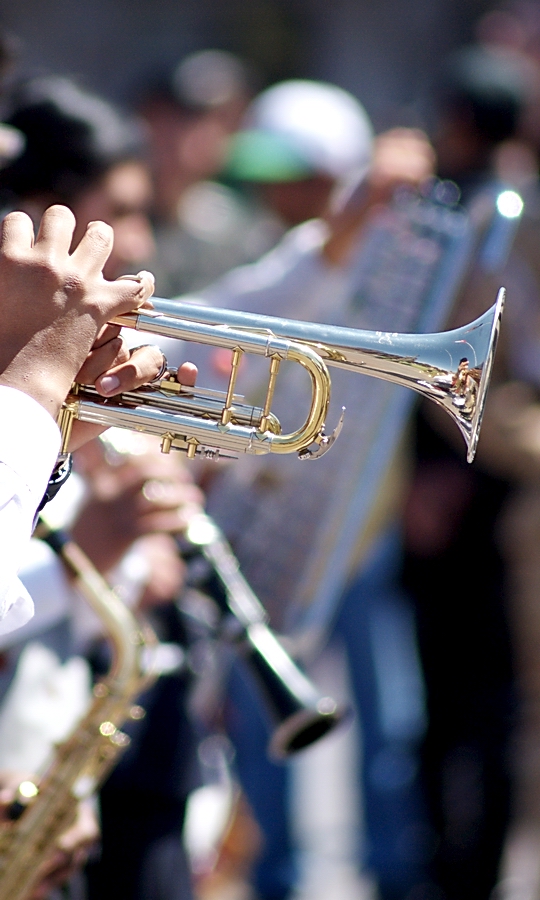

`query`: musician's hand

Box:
[366,127,436,204]
[324,128,436,265]
[76,324,197,395]
[0,205,155,418]
[68,325,198,450]
[29,799,99,900]
[136,533,186,610]
[72,440,203,574]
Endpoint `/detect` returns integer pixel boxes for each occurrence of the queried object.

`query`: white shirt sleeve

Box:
[0,538,74,651]
[198,219,348,320]
[0,386,61,635]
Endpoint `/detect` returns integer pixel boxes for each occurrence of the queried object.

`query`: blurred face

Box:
[143,99,241,184]
[71,160,155,279]
[260,175,335,227]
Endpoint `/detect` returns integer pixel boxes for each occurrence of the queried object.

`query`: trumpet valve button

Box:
[160,433,173,454]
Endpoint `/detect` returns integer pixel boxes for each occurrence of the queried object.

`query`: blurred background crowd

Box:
[4,2,540,900]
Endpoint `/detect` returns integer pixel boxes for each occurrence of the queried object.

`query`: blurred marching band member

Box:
[178,79,439,900]
[0,76,200,898]
[136,49,270,299]
[396,47,538,898]
[455,9,540,896]
[0,68,439,900]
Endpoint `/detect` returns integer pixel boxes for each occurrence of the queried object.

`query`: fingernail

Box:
[137,270,154,283]
[117,273,143,283]
[98,374,121,394]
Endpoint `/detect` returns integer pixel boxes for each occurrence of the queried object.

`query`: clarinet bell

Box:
[243,622,349,759]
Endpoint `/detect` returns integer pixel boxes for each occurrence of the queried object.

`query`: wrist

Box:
[0,372,68,420]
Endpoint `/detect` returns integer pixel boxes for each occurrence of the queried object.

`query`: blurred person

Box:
[462,11,540,897]
[0,75,202,900]
[178,79,439,900]
[397,42,540,900]
[476,0,540,162]
[432,40,539,195]
[0,74,198,419]
[224,77,374,226]
[136,49,280,298]
[0,75,155,281]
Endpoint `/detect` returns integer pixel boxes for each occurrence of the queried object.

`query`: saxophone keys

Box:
[110,731,130,748]
[6,781,39,820]
[99,720,131,748]
[99,721,116,736]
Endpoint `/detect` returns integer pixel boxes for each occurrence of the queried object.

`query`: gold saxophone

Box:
[0,523,155,900]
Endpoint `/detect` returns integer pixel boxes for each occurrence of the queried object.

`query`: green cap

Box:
[224,129,315,182]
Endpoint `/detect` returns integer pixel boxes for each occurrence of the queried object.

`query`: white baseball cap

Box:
[226,79,373,183]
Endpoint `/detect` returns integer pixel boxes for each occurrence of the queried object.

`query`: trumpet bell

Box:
[144,287,505,464]
[450,287,504,463]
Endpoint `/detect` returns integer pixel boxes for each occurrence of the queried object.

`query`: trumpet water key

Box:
[58,287,506,464]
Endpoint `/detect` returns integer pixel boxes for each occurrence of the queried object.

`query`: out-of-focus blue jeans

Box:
[224,528,433,900]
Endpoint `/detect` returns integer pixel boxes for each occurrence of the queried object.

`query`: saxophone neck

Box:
[35,518,152,690]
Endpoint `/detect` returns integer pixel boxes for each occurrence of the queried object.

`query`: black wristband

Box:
[36,452,73,515]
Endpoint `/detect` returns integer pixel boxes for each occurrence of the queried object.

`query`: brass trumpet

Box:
[58,287,505,464]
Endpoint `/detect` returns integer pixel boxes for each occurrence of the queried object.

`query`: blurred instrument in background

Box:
[0,520,155,900]
[98,428,347,759]
[178,510,347,759]
[195,185,522,644]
